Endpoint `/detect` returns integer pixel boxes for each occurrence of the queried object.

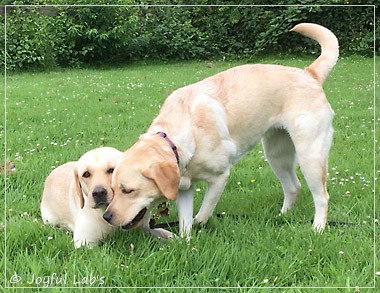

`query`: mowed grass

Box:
[1,56,378,290]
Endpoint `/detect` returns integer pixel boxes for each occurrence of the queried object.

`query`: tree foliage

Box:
[1,1,378,70]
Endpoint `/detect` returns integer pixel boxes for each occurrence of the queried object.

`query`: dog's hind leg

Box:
[296,141,331,231]
[262,128,301,214]
[290,110,334,231]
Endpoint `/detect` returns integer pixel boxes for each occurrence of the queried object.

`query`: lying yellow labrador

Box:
[103,23,339,240]
[41,147,172,247]
[41,147,124,248]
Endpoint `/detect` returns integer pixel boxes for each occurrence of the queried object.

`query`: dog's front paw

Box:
[193,214,209,226]
[312,220,326,233]
[312,213,327,233]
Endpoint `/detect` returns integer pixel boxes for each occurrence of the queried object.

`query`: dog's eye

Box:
[107,168,114,174]
[121,187,134,194]
[82,171,91,178]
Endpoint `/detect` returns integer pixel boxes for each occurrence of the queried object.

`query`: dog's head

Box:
[74,147,124,209]
[103,137,180,229]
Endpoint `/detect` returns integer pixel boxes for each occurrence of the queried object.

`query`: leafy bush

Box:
[2,7,56,70]
[1,1,378,71]
[58,5,139,64]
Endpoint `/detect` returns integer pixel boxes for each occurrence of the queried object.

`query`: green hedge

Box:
[1,1,378,70]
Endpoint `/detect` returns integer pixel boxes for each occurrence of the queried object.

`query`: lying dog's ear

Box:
[73,166,85,209]
[142,161,179,200]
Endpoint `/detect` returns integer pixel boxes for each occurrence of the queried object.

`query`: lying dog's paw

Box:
[74,239,98,249]
[145,227,177,241]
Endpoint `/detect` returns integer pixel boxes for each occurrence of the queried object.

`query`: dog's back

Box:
[40,162,78,231]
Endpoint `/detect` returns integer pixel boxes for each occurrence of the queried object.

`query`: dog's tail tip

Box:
[290,23,339,84]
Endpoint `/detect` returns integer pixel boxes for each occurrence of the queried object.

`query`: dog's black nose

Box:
[93,186,108,206]
[103,211,112,223]
[93,186,107,198]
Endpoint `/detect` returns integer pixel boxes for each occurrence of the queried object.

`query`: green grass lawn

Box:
[1,56,378,291]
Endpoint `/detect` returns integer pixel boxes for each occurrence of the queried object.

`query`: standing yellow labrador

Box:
[41,147,124,248]
[103,23,339,240]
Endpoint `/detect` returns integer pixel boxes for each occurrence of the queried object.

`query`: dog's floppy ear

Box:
[73,166,85,209]
[141,161,180,200]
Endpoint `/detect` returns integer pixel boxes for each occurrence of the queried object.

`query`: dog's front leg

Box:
[194,170,230,226]
[177,187,194,240]
[74,210,113,248]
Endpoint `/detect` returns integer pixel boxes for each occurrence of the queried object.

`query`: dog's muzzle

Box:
[121,208,147,230]
[103,210,113,223]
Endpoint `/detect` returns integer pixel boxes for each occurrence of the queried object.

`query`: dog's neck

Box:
[156,131,179,165]
[143,126,195,174]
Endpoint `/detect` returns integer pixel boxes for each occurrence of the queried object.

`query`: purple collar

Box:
[157,132,179,165]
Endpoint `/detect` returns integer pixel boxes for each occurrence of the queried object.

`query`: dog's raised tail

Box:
[290,23,339,84]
